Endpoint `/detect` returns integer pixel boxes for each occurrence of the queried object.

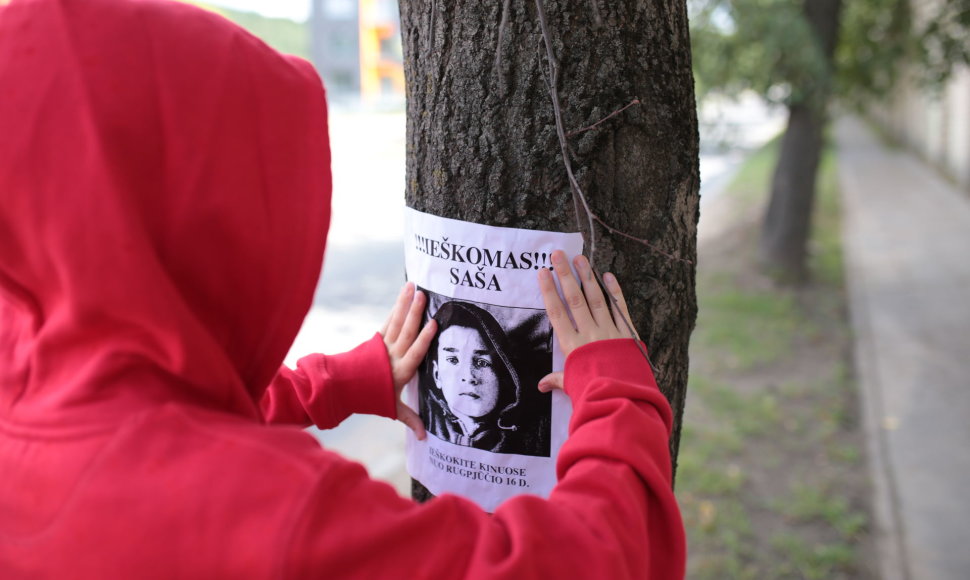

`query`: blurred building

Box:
[310,0,404,103]
[871,2,970,192]
[875,67,970,192]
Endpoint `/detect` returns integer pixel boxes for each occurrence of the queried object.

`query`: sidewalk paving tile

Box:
[837,116,970,580]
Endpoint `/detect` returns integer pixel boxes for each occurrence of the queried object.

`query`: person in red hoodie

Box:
[0,0,686,578]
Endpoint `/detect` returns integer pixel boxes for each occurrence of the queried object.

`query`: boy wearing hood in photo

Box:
[421,301,548,456]
[0,0,686,578]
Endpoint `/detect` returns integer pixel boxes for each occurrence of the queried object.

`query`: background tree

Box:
[184,1,309,57]
[690,0,970,282]
[397,0,700,501]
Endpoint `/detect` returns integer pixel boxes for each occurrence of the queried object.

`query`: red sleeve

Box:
[282,339,686,579]
[260,333,397,429]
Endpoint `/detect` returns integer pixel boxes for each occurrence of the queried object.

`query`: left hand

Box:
[381,282,437,440]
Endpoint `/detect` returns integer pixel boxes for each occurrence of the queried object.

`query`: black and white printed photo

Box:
[417,289,553,458]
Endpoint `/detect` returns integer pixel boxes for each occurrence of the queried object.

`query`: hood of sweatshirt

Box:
[0,0,331,425]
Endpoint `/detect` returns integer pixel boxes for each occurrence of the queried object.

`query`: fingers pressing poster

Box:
[404,207,583,513]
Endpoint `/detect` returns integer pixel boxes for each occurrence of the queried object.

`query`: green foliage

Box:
[835,0,912,103]
[223,10,308,58]
[690,0,828,104]
[691,0,970,105]
[916,0,970,86]
[182,1,309,58]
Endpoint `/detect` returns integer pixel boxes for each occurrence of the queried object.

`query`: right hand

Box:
[536,250,637,392]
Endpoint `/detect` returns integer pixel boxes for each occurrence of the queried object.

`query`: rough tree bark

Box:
[398,0,699,501]
[760,0,842,282]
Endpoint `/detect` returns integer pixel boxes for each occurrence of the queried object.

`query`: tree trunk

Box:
[760,0,842,282]
[399,0,699,502]
[760,103,824,282]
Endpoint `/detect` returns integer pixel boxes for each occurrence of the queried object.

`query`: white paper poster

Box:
[403,207,584,512]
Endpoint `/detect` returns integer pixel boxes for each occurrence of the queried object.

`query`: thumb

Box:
[397,402,426,441]
[537,371,564,393]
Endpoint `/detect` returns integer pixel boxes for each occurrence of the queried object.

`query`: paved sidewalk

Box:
[837,117,970,580]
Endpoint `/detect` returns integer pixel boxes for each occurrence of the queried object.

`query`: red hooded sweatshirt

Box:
[0,0,686,578]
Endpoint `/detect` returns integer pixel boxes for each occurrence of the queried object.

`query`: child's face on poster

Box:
[433,325,500,419]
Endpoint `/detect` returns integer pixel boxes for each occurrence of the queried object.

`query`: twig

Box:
[533,0,656,373]
[534,0,598,266]
[566,98,641,138]
[592,214,694,265]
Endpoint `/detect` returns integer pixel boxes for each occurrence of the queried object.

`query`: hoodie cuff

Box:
[562,339,671,432]
[320,333,397,422]
[564,339,656,389]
